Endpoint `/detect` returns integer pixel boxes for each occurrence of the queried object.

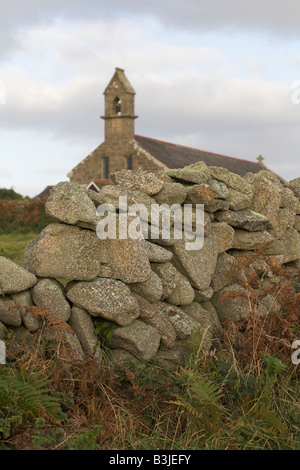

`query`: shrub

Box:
[0,198,54,233]
[0,188,24,200]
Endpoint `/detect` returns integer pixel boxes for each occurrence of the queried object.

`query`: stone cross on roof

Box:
[257,155,264,165]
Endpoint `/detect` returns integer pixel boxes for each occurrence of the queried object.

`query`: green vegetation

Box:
[0,186,53,264]
[0,188,54,234]
[0,188,25,200]
[0,367,66,440]
[0,232,38,265]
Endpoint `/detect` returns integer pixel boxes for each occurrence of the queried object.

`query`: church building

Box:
[67,67,265,187]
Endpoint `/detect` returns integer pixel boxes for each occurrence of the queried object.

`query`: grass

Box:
[0,231,38,265]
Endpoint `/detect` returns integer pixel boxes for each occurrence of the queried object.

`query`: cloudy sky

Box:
[1,0,300,197]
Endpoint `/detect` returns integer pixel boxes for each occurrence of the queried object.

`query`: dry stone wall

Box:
[1,164,300,371]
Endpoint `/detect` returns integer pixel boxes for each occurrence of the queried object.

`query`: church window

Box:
[125,156,133,170]
[102,157,110,179]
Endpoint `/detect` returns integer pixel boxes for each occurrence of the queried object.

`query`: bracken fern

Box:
[0,366,65,439]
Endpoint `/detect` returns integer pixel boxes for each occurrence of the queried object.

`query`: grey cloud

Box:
[1,0,299,65]
[2,71,300,168]
[1,76,103,140]
[2,0,300,39]
[1,71,294,139]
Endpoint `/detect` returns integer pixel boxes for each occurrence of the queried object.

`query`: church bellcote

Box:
[101,67,138,142]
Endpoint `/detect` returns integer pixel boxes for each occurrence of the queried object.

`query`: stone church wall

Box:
[68,139,165,184]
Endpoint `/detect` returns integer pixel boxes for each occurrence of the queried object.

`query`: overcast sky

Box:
[1,0,300,197]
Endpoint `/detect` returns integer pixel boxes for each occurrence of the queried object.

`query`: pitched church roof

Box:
[135,135,263,176]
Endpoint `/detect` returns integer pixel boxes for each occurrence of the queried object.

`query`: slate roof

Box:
[35,185,54,200]
[135,135,263,177]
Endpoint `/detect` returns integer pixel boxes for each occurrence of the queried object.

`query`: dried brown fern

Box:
[9,303,73,332]
[220,248,300,368]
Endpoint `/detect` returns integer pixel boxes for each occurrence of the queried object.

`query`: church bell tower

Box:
[101,67,138,142]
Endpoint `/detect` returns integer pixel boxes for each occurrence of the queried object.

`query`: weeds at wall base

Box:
[0,323,299,450]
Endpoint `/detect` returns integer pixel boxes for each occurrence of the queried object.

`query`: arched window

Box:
[113,96,121,115]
